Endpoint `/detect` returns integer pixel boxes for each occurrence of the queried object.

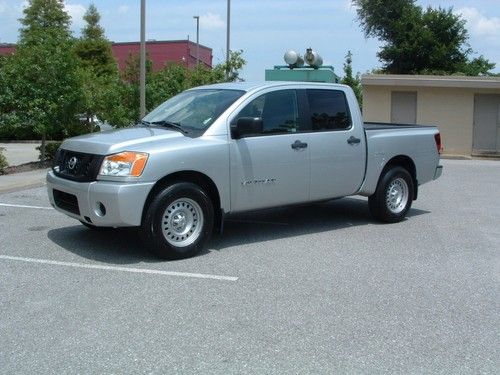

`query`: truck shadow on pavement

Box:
[47,197,430,264]
[211,197,429,250]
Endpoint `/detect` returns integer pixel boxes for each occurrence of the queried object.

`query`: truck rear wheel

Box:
[141,182,214,259]
[369,166,414,223]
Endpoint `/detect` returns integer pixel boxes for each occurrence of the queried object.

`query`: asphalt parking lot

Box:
[0,159,498,374]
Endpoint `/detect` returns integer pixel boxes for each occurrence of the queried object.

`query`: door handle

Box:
[291,140,308,150]
[347,136,361,145]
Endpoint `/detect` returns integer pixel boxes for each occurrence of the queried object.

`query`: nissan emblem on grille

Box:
[67,156,78,170]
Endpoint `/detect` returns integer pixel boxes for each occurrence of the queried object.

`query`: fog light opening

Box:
[95,202,106,217]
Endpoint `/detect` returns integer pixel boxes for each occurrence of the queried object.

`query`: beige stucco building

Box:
[362,75,500,156]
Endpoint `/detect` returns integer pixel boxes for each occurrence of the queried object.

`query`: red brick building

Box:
[0,40,213,72]
[0,43,15,55]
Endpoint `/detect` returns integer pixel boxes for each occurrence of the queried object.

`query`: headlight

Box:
[99,151,149,177]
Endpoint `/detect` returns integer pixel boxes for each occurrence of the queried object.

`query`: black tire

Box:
[80,221,114,231]
[140,182,214,259]
[368,166,414,223]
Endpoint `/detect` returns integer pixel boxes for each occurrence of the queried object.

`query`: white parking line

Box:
[0,255,239,282]
[0,203,53,210]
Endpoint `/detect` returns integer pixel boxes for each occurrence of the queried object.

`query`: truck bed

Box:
[364,122,434,131]
[358,121,440,197]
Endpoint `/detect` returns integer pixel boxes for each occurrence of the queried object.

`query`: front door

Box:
[229,89,310,212]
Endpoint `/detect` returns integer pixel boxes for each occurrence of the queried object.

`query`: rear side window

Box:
[306,89,351,131]
[234,90,301,134]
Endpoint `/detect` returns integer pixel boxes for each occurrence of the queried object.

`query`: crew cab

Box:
[47,82,443,259]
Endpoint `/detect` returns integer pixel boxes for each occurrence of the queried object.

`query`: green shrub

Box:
[37,141,62,161]
[0,147,8,173]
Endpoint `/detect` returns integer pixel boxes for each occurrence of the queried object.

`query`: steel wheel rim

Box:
[386,177,409,214]
[162,198,203,247]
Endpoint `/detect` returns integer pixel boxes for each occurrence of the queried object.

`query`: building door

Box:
[473,94,500,153]
[391,91,417,124]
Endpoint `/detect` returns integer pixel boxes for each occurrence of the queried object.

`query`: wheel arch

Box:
[141,170,223,230]
[380,155,418,200]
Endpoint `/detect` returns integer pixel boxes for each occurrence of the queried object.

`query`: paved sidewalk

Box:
[0,169,48,194]
[0,142,40,166]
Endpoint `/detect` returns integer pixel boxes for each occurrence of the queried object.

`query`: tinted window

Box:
[307,89,351,131]
[234,90,300,134]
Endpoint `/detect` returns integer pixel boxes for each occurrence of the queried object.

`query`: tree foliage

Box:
[74,4,117,77]
[0,147,8,173]
[0,1,247,143]
[215,50,246,82]
[353,0,496,75]
[106,50,247,127]
[341,51,362,107]
[73,4,118,132]
[0,0,81,159]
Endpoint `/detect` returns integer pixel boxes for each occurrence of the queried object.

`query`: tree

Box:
[1,0,81,160]
[98,52,154,127]
[147,63,188,110]
[74,4,117,77]
[213,50,246,82]
[0,56,23,139]
[458,56,496,76]
[341,51,362,107]
[100,50,248,128]
[122,51,153,84]
[74,4,118,132]
[353,0,496,75]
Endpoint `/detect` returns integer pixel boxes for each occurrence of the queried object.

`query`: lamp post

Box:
[226,0,230,79]
[140,0,146,118]
[193,16,200,66]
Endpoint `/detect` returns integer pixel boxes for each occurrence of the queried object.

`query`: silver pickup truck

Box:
[47,82,443,259]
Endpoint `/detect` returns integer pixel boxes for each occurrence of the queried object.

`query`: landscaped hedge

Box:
[37,142,62,161]
[0,147,8,174]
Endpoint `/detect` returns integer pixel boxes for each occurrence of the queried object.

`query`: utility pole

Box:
[193,16,200,66]
[140,0,146,118]
[226,0,231,79]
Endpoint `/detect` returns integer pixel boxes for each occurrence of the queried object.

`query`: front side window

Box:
[143,89,245,135]
[234,90,300,135]
[307,89,351,131]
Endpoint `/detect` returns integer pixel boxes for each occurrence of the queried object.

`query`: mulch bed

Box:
[2,161,52,175]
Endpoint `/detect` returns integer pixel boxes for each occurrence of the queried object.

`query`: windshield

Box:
[142,89,245,134]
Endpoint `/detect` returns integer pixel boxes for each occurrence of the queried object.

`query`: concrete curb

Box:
[0,140,42,144]
[0,169,48,194]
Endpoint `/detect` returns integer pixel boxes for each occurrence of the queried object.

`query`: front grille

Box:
[53,149,104,182]
[53,189,80,216]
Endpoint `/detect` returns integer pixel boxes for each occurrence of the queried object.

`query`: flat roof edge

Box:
[361,74,500,89]
[111,40,212,50]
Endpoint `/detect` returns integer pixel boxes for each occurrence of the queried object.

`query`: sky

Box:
[0,0,499,81]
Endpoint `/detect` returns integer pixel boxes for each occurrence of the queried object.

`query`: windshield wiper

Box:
[149,120,188,134]
[139,120,151,127]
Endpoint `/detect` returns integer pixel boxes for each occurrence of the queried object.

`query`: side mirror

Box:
[231,117,263,139]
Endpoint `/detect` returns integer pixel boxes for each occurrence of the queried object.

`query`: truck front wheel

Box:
[369,167,414,223]
[141,182,214,259]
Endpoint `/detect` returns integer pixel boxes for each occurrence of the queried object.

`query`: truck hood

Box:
[60,126,184,155]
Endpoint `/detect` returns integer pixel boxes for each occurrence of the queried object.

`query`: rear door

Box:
[229,88,310,212]
[306,88,366,200]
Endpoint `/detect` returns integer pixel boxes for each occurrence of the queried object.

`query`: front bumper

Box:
[46,171,155,227]
[433,165,443,180]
